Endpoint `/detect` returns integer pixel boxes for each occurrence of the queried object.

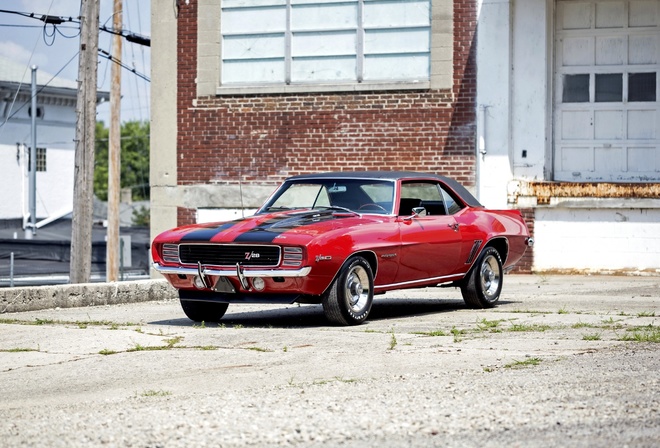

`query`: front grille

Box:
[178,244,281,267]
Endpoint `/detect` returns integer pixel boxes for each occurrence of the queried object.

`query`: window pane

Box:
[222,59,286,84]
[291,3,357,31]
[291,56,356,82]
[292,31,356,57]
[629,72,656,102]
[440,188,463,215]
[364,28,430,54]
[364,0,430,28]
[595,73,622,102]
[364,54,429,81]
[563,74,589,102]
[401,182,442,201]
[222,5,286,34]
[223,34,286,59]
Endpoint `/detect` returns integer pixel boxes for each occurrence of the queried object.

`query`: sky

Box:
[0,0,151,124]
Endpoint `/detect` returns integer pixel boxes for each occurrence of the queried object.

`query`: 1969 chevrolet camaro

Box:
[152,171,533,325]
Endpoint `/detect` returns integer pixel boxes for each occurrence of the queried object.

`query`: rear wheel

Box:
[179,298,229,323]
[461,247,503,309]
[322,256,374,326]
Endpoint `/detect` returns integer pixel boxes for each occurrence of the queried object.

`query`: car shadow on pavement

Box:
[149,297,508,329]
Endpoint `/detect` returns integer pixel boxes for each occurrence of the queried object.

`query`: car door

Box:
[394,181,463,284]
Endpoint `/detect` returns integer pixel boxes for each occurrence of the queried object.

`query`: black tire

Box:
[322,256,374,326]
[460,247,503,309]
[179,299,229,323]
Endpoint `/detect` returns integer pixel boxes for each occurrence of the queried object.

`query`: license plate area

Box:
[211,276,236,293]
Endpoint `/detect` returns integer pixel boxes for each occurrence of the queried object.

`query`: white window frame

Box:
[196,0,453,96]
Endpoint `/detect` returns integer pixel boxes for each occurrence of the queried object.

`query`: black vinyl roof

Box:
[286,171,482,207]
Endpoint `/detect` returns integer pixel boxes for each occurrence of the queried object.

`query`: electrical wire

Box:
[98,49,150,82]
[0,1,56,140]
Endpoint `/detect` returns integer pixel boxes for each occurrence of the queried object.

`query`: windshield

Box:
[260,179,395,215]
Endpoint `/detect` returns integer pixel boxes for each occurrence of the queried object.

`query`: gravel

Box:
[1,275,659,447]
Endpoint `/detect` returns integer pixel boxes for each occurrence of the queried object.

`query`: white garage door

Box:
[554,0,660,182]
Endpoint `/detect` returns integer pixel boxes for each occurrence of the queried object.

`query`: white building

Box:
[478,0,660,274]
[0,56,83,227]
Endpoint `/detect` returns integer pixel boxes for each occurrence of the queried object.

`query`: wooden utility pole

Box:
[70,0,100,284]
[107,0,122,282]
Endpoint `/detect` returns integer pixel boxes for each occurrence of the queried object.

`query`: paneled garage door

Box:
[554,0,660,182]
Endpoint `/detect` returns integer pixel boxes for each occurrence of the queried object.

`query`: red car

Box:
[152,172,533,325]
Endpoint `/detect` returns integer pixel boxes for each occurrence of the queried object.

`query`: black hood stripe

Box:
[234,211,337,243]
[180,221,237,242]
[180,210,340,243]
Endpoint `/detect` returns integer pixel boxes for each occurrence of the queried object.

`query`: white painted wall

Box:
[510,0,550,181]
[0,102,76,221]
[0,144,74,220]
[477,0,660,274]
[476,0,513,209]
[534,207,660,273]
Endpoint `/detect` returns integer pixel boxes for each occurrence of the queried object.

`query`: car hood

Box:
[159,209,385,245]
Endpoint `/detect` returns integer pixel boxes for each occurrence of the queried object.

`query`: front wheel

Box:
[179,298,229,323]
[460,247,503,309]
[322,256,374,326]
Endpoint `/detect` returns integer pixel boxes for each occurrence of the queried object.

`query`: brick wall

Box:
[177,207,196,228]
[176,0,477,226]
[510,208,535,274]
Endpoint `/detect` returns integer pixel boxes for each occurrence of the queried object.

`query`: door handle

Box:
[448,223,459,231]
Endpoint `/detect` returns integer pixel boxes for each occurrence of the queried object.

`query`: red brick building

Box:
[151,0,480,227]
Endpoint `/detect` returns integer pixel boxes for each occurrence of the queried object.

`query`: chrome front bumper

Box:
[153,263,312,278]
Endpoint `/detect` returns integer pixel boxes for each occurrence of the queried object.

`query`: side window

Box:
[440,186,463,215]
[401,182,442,201]
[400,182,446,216]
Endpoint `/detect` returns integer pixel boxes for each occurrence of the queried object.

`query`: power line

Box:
[0,9,79,24]
[98,49,150,82]
[0,9,150,46]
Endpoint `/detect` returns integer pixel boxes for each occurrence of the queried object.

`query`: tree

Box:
[94,120,150,201]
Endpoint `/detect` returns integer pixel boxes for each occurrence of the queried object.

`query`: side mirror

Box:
[411,207,427,217]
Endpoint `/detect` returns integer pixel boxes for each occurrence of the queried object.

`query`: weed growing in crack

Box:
[504,357,542,369]
[389,330,397,350]
[582,333,602,341]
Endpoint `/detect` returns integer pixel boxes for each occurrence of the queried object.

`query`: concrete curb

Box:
[0,280,178,314]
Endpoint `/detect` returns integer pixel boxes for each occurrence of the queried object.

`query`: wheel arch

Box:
[320,250,378,296]
[485,237,509,266]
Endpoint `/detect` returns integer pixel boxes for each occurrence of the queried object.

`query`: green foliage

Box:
[388,330,397,350]
[504,358,542,369]
[94,120,150,201]
[132,205,150,227]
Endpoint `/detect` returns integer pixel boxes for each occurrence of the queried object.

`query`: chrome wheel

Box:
[322,256,374,325]
[460,247,503,309]
[480,254,501,302]
[344,265,371,315]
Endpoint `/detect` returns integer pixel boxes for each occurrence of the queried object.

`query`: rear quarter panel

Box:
[455,208,530,270]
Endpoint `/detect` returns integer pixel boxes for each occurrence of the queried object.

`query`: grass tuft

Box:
[504,357,542,369]
[389,330,398,350]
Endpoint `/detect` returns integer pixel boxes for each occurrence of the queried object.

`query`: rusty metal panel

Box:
[517,181,660,205]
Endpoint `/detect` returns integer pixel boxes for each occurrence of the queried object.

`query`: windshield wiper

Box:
[315,206,361,217]
[264,206,294,211]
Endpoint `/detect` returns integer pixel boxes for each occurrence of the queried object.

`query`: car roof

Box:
[285,171,482,207]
